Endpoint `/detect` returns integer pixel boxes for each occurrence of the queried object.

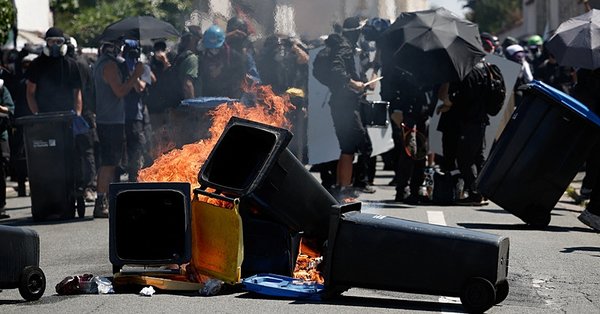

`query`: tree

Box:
[52,0,193,47]
[0,0,16,46]
[464,0,522,34]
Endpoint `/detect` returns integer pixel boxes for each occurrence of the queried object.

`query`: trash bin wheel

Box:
[76,196,86,218]
[460,277,496,313]
[495,280,509,304]
[18,266,46,301]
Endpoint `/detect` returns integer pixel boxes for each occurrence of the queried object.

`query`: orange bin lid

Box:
[191,193,243,285]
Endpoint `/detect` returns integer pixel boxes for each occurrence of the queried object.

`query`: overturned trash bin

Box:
[477,80,600,227]
[198,117,338,241]
[0,225,46,301]
[323,208,510,313]
[17,111,84,221]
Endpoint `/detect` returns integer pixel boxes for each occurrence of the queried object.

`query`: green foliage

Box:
[464,0,522,34]
[54,0,193,47]
[0,0,16,45]
[50,0,79,13]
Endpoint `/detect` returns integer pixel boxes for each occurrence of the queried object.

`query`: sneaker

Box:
[0,208,9,219]
[93,196,109,219]
[578,209,600,231]
[354,185,376,194]
[580,188,592,200]
[456,194,489,206]
[84,188,97,203]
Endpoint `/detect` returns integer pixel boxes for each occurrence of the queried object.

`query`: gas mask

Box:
[43,37,67,58]
[207,48,220,57]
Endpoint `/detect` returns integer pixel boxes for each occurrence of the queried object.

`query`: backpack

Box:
[312,46,334,87]
[431,171,459,205]
[482,62,506,116]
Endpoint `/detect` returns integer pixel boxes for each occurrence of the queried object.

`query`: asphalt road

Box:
[1,164,599,313]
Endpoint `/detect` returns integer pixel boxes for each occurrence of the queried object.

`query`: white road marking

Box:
[427,211,447,226]
[427,211,461,312]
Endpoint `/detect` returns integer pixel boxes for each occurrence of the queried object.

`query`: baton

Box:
[364,76,384,87]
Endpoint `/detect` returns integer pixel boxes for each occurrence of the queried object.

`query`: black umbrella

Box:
[98,16,180,43]
[381,7,485,86]
[546,9,600,70]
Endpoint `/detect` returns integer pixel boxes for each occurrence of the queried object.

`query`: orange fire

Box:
[293,240,324,284]
[138,84,294,188]
[139,84,325,284]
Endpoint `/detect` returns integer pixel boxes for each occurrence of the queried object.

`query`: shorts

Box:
[97,124,125,166]
[329,93,369,154]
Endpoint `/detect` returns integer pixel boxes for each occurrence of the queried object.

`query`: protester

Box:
[92,40,144,218]
[25,27,82,115]
[226,16,260,82]
[437,60,493,206]
[121,39,152,182]
[257,35,309,95]
[317,16,370,200]
[569,68,600,231]
[505,44,533,107]
[176,25,202,100]
[66,35,98,203]
[526,34,546,71]
[0,78,15,219]
[199,25,246,99]
[8,53,35,198]
[534,52,575,94]
[386,78,433,204]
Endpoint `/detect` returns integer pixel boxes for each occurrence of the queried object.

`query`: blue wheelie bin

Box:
[477,81,600,227]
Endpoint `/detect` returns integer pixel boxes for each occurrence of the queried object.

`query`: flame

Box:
[293,239,324,284]
[138,84,294,189]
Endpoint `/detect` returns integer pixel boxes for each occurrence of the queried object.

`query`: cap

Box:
[45,27,64,39]
[528,35,543,46]
[506,44,524,56]
[342,16,365,32]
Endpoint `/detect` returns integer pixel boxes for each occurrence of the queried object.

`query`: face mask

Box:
[207,48,220,56]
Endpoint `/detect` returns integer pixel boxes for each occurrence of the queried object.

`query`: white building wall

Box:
[15,0,51,32]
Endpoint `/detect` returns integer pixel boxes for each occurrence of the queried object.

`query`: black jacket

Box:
[325,33,360,95]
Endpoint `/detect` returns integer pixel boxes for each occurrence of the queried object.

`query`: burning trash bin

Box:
[198,117,338,241]
[477,81,600,227]
[17,111,84,221]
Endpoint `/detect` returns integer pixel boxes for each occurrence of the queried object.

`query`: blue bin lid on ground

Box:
[529,80,600,128]
[242,274,324,300]
[180,97,236,108]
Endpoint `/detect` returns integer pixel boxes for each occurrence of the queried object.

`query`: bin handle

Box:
[193,188,239,205]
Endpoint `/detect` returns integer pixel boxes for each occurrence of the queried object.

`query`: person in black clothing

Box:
[226,16,260,82]
[570,68,600,231]
[25,27,82,114]
[0,80,15,219]
[437,61,491,206]
[8,54,35,198]
[257,35,309,95]
[534,52,575,94]
[323,16,370,199]
[199,25,246,99]
[66,36,98,203]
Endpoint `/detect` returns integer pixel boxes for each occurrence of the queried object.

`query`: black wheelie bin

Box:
[0,225,46,301]
[17,111,85,221]
[477,80,600,227]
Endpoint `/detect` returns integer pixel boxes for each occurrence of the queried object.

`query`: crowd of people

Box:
[0,12,598,232]
[314,15,599,233]
[0,16,312,219]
